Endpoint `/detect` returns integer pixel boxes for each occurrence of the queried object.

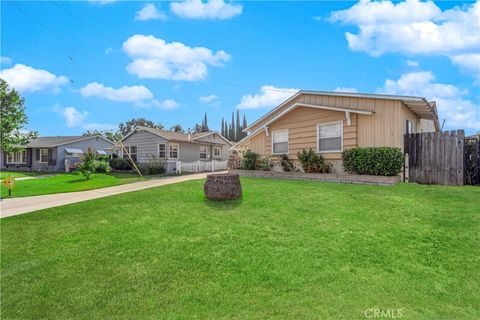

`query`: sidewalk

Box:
[0,172,213,218]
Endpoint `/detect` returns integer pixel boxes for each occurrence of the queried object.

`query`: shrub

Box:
[342,147,404,176]
[256,158,272,171]
[78,148,96,179]
[109,158,132,171]
[95,160,111,173]
[137,161,165,175]
[280,154,294,172]
[242,151,259,170]
[297,149,329,173]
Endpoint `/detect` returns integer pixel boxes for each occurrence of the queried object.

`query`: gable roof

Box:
[119,126,232,145]
[25,135,114,148]
[244,90,439,133]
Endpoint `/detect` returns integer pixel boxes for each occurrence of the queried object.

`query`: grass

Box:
[1,178,479,319]
[0,170,47,179]
[0,172,144,198]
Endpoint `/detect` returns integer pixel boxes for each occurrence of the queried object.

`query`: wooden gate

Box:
[404,130,464,186]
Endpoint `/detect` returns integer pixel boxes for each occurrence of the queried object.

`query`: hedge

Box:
[342,147,404,176]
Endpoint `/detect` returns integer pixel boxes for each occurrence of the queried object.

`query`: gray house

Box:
[1,135,115,172]
[119,126,232,173]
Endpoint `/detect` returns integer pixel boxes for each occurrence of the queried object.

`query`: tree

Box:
[242,114,248,139]
[221,118,225,136]
[78,147,96,179]
[235,109,241,141]
[118,118,163,136]
[230,112,235,141]
[83,130,122,142]
[170,124,184,133]
[0,79,37,153]
[203,112,209,132]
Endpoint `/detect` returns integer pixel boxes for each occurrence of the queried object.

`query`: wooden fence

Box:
[404,130,464,186]
[465,137,480,185]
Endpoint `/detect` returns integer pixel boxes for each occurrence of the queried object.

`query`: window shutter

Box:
[36,148,40,161]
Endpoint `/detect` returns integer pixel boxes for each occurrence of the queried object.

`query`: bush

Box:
[297,149,330,173]
[342,147,404,176]
[242,151,259,170]
[95,160,111,173]
[280,154,294,172]
[137,161,165,175]
[256,158,272,171]
[109,158,132,171]
[78,148,96,179]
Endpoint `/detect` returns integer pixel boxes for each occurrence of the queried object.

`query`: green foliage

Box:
[170,124,184,133]
[342,147,405,176]
[0,79,38,153]
[256,158,272,171]
[137,161,166,175]
[242,151,259,170]
[280,154,294,172]
[464,139,479,185]
[78,148,97,179]
[83,130,122,143]
[109,158,132,171]
[297,149,329,173]
[94,160,111,173]
[119,118,164,137]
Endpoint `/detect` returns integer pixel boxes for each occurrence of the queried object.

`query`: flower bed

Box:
[228,169,400,185]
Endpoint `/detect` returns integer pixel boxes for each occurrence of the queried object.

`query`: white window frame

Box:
[39,148,49,163]
[271,129,289,155]
[199,145,208,159]
[214,147,221,158]
[123,146,137,161]
[405,118,415,134]
[317,121,343,153]
[7,150,27,164]
[169,143,179,159]
[158,143,166,159]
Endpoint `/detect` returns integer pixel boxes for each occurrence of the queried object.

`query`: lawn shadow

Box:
[204,197,243,211]
[66,178,89,184]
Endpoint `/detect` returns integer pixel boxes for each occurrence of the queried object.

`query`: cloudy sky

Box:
[1,0,479,135]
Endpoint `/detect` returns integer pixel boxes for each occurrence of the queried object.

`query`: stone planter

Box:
[204,173,242,200]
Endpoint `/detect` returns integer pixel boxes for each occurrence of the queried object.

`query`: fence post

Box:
[176,160,181,175]
[404,153,409,183]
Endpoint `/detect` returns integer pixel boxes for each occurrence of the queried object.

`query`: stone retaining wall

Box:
[229,169,400,186]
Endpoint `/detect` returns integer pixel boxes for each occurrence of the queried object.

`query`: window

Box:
[405,119,415,134]
[272,129,288,154]
[214,147,221,157]
[158,144,166,159]
[200,146,208,159]
[317,122,343,153]
[123,146,137,161]
[7,150,27,164]
[40,148,49,163]
[169,143,179,159]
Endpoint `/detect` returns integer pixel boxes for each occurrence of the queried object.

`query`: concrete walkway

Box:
[0,172,214,218]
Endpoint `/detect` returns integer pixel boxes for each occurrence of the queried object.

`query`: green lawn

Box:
[1,172,144,198]
[1,178,479,319]
[0,170,47,179]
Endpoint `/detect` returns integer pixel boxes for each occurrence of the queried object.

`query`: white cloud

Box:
[62,107,88,128]
[334,87,358,93]
[329,0,480,77]
[171,0,242,20]
[1,56,12,65]
[135,3,167,21]
[237,85,299,109]
[123,34,230,81]
[0,64,68,92]
[80,82,153,102]
[450,53,480,84]
[134,99,179,110]
[377,71,480,130]
[406,60,419,67]
[87,0,117,5]
[105,47,115,54]
[199,94,219,103]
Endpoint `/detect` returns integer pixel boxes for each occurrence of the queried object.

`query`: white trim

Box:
[199,145,208,159]
[6,150,27,164]
[158,143,166,159]
[213,146,221,158]
[169,143,179,159]
[39,148,49,163]
[317,121,343,153]
[271,129,289,155]
[192,131,233,146]
[345,111,351,126]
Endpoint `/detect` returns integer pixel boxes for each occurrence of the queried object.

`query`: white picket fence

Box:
[176,160,227,174]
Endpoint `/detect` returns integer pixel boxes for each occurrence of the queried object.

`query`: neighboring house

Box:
[1,135,115,172]
[230,90,440,173]
[118,126,233,173]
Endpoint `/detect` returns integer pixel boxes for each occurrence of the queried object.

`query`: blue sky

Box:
[1,0,479,135]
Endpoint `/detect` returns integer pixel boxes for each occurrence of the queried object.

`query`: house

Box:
[1,135,115,172]
[230,90,439,173]
[118,126,233,173]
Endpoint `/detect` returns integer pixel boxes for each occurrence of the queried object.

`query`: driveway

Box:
[0,172,214,218]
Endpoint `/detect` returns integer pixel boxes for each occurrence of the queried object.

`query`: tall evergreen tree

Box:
[231,112,235,141]
[221,118,225,136]
[242,114,248,139]
[203,112,209,132]
[235,109,241,141]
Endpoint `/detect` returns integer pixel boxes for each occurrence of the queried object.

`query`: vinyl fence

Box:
[176,160,227,174]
